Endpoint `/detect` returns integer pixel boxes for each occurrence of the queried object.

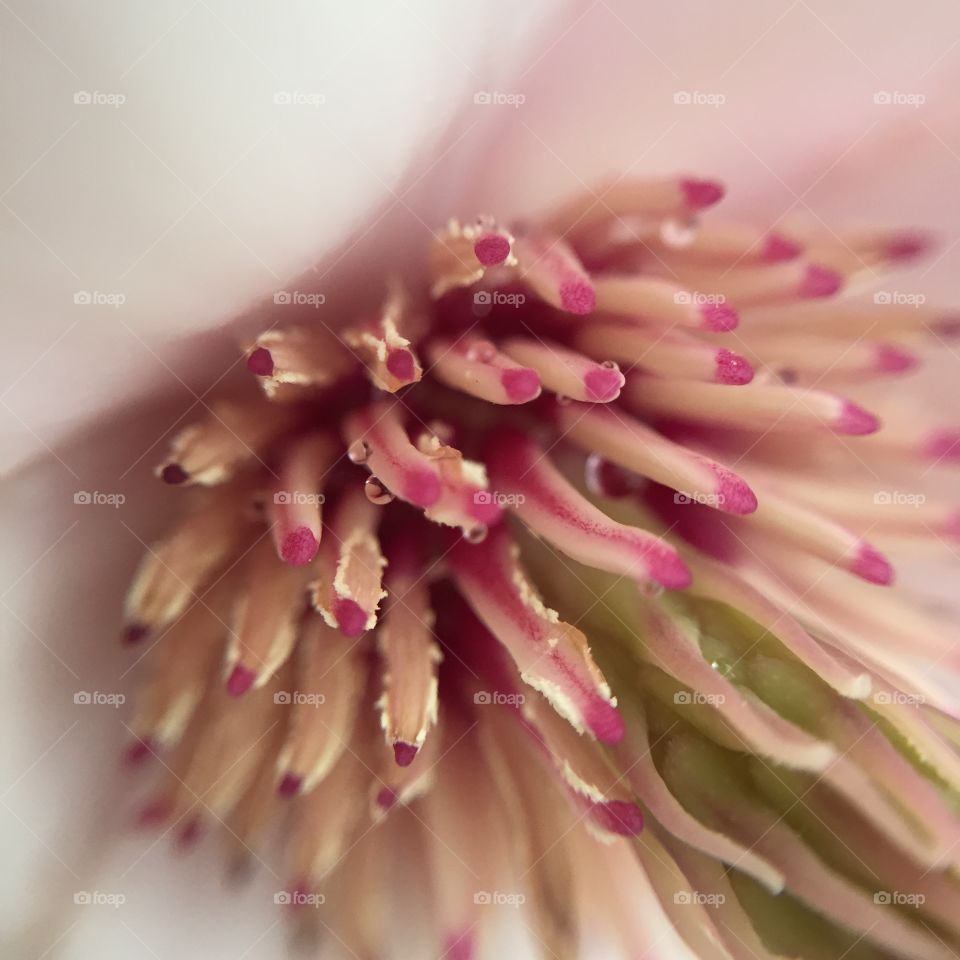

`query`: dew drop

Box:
[464,524,488,544]
[364,477,395,505]
[601,359,619,370]
[660,216,700,249]
[638,580,665,599]
[348,439,372,464]
[556,393,572,406]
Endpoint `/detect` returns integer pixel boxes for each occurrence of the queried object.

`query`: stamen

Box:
[245,327,352,398]
[128,577,238,749]
[499,337,625,402]
[736,334,919,384]
[485,430,691,590]
[377,543,441,765]
[343,284,424,392]
[428,217,516,298]
[512,229,596,315]
[623,375,880,435]
[544,175,725,237]
[426,336,541,405]
[267,432,336,566]
[523,694,643,838]
[415,431,503,532]
[156,398,299,486]
[450,525,623,742]
[224,540,313,693]
[123,481,253,637]
[342,401,443,508]
[745,487,893,585]
[575,321,754,385]
[591,274,739,331]
[274,616,364,796]
[309,487,387,638]
[661,260,844,307]
[556,402,757,515]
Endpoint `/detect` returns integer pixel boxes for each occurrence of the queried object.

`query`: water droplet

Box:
[348,439,372,464]
[364,477,394,505]
[638,580,665,599]
[556,393,572,406]
[660,216,700,249]
[464,524,488,544]
[601,359,619,370]
[466,339,496,363]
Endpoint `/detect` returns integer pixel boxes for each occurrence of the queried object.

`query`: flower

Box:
[109,168,960,960]
[5,1,960,955]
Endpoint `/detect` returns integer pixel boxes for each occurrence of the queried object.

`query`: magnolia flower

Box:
[5,3,960,960]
